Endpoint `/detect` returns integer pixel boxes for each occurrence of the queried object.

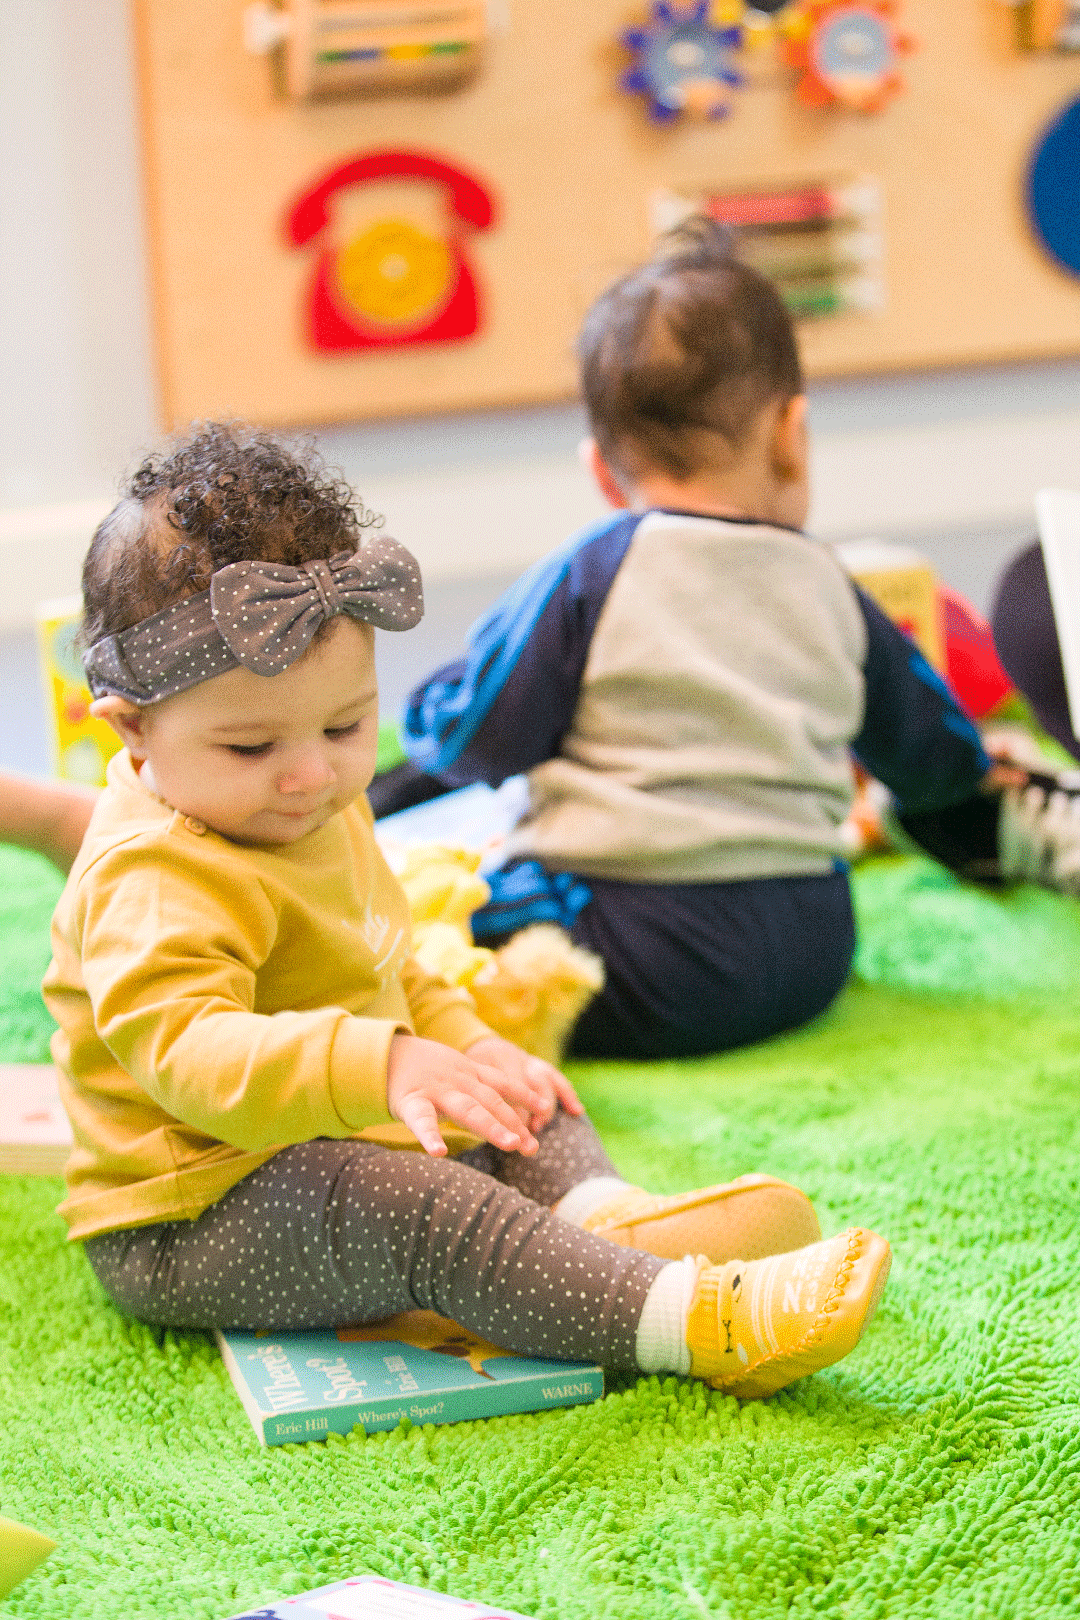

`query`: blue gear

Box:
[812,9,893,84]
[621,1,743,122]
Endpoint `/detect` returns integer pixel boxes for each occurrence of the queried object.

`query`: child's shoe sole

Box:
[581,1173,821,1264]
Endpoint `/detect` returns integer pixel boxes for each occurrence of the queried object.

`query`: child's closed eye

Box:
[325,722,361,739]
[226,742,274,758]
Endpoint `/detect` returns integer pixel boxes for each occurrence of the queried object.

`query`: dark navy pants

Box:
[369,765,1012,1061]
[563,868,856,1061]
[372,755,859,1062]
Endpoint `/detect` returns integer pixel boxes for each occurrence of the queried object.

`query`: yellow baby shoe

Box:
[686,1226,891,1399]
[581,1173,821,1264]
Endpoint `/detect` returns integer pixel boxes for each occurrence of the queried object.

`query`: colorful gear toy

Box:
[781,1,913,112]
[620,2,744,122]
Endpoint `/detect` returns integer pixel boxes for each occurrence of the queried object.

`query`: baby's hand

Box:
[465,1035,584,1134]
[979,760,1030,794]
[386,1034,541,1159]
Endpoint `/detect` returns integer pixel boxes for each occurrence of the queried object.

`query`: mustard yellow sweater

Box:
[43,753,492,1240]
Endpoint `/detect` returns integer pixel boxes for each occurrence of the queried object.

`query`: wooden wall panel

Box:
[134,1,1080,427]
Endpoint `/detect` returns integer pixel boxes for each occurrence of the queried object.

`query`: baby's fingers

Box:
[395,1094,448,1158]
[526,1057,584,1118]
[444,1085,539,1156]
[472,1059,536,1117]
[981,760,1029,792]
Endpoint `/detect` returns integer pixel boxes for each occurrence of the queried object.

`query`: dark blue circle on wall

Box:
[1027,95,1080,278]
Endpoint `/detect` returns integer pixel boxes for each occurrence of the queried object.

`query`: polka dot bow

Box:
[83,537,424,704]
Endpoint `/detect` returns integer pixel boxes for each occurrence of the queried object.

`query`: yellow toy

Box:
[398,844,492,935]
[470,924,606,1068]
[396,846,605,1065]
[35,597,123,787]
[0,1515,56,1599]
[397,845,496,986]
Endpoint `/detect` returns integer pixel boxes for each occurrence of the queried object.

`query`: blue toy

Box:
[620,1,743,121]
[1027,94,1080,277]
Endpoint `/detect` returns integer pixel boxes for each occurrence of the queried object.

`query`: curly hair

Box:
[80,422,382,648]
[577,216,803,483]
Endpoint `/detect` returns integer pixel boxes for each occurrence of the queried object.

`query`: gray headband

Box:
[83,537,423,704]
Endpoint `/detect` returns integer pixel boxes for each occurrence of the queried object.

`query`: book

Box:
[36,594,123,786]
[834,540,945,673]
[374,776,528,874]
[1035,488,1080,741]
[0,1064,72,1175]
[223,1574,534,1619]
[215,1308,603,1446]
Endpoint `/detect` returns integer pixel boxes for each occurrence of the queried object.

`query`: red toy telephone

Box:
[285,150,497,353]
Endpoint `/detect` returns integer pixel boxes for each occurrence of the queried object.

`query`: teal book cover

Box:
[215,1309,603,1446]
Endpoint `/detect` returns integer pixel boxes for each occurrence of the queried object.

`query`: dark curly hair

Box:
[577,216,803,484]
[80,422,382,648]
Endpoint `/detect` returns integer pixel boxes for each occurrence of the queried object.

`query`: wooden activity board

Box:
[134,0,1080,427]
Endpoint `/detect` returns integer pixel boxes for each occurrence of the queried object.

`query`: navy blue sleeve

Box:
[402,513,641,788]
[851,585,992,811]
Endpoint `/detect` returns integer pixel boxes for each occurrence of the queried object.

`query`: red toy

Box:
[781,1,914,112]
[939,584,1013,720]
[285,150,497,353]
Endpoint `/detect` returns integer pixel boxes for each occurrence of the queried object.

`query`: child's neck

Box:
[625,468,805,531]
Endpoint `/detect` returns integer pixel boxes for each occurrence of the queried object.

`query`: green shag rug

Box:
[2,844,1080,1619]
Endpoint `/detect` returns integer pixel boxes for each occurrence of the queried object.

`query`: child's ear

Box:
[89,695,149,758]
[580,437,632,510]
[771,394,809,483]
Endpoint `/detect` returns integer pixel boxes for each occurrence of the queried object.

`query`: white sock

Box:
[634,1257,699,1375]
[553,1175,631,1227]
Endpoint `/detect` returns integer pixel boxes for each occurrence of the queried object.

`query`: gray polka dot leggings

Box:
[84,1109,665,1371]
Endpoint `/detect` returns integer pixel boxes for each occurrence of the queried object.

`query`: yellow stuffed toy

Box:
[397,846,604,1065]
[397,846,494,988]
[468,922,606,1067]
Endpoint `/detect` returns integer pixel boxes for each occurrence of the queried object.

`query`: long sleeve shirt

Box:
[404,510,991,885]
[43,752,491,1240]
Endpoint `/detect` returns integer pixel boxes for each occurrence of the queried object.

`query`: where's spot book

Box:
[223,1573,535,1617]
[215,1309,602,1446]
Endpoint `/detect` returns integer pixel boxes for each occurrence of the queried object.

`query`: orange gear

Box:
[781,0,913,112]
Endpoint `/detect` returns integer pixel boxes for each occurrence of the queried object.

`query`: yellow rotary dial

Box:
[334,217,453,328]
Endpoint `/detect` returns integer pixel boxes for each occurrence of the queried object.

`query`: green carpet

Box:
[2,846,1080,1619]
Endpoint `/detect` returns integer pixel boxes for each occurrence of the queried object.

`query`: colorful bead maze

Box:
[243,0,491,98]
[652,175,883,318]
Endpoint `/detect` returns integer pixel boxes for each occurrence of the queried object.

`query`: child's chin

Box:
[224,810,330,847]
[266,808,333,840]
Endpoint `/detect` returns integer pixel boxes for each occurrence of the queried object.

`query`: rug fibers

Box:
[0,846,1078,1619]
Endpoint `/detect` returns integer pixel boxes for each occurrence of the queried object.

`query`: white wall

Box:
[3,0,1080,628]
